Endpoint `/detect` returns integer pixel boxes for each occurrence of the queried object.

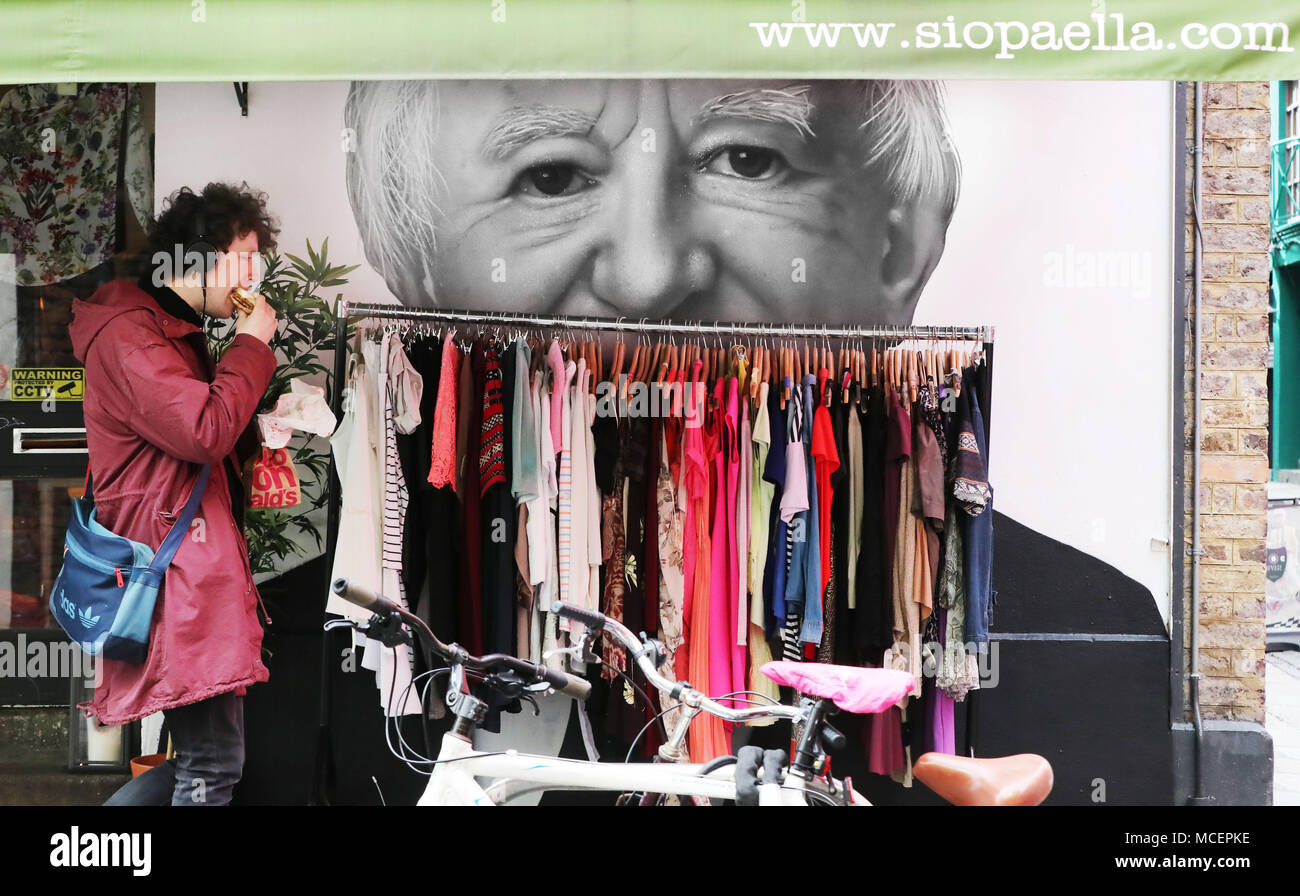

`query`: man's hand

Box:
[233,292,278,344]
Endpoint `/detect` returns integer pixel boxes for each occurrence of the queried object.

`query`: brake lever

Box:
[542,630,603,666]
[518,691,541,716]
[542,643,585,664]
[359,611,413,648]
[631,634,668,670]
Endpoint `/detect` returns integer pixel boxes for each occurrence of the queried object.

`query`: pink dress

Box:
[676,365,701,683]
[685,362,729,761]
[546,340,566,456]
[426,333,460,490]
[707,377,731,714]
[708,376,746,712]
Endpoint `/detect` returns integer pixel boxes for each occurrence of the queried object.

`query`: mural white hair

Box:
[344,80,447,300]
[344,79,960,294]
[860,80,960,214]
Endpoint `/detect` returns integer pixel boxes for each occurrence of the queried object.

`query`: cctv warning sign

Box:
[9,368,84,401]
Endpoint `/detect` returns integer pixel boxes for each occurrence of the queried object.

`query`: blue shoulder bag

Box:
[50,463,210,663]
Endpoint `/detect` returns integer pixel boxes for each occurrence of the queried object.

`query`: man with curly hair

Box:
[68,182,280,805]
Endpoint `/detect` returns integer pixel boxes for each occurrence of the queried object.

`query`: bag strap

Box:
[147,464,211,571]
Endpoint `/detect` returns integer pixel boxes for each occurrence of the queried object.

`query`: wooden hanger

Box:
[641,335,657,385]
[628,337,643,387]
[779,345,789,409]
[648,340,664,388]
[629,336,643,387]
[855,347,865,405]
[614,338,628,404]
[840,346,850,405]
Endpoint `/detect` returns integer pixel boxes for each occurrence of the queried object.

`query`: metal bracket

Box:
[233,82,249,116]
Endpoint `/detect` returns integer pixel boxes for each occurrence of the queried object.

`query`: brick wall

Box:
[1184,81,1271,723]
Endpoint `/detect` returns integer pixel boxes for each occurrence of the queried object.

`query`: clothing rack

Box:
[311,300,995,804]
[336,300,994,344]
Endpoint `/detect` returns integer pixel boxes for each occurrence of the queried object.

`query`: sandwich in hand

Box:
[230,286,258,316]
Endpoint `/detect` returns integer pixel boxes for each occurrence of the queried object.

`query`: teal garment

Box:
[510,339,540,505]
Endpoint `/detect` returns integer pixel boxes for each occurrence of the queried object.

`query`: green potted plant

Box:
[203,238,359,594]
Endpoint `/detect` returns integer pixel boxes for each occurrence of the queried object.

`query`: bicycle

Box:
[328,577,1053,806]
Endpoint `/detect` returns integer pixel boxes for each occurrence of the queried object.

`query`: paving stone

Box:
[1266,653,1300,804]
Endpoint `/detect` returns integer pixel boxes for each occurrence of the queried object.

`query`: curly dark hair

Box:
[136,182,279,281]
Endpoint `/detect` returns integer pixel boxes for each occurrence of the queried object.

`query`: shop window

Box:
[0,84,153,652]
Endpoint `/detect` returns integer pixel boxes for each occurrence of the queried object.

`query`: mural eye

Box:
[513,163,592,197]
[701,145,787,181]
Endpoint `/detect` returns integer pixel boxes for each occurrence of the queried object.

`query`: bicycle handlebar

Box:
[330,577,400,617]
[330,577,591,701]
[553,601,800,727]
[535,663,593,701]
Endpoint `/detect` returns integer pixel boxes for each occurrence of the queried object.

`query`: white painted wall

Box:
[918,80,1174,625]
[156,79,1175,624]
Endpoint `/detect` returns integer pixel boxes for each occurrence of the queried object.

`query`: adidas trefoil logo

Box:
[58,589,100,628]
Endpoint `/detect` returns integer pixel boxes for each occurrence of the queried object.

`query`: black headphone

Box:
[182,198,216,319]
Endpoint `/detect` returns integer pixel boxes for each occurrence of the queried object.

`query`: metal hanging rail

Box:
[337,300,994,343]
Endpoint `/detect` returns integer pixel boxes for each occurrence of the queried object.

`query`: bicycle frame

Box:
[418,731,866,806]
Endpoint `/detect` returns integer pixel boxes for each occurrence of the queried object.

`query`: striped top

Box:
[479,340,506,495]
[556,360,577,623]
[380,333,409,601]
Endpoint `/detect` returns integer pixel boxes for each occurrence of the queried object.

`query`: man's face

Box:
[206,230,261,317]
[412,80,913,324]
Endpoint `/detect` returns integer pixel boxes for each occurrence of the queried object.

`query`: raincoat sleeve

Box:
[116,333,277,466]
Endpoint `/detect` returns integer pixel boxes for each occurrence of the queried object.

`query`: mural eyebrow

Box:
[480,105,599,160]
[694,86,815,139]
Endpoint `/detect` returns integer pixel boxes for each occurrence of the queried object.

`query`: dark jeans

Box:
[103,691,245,806]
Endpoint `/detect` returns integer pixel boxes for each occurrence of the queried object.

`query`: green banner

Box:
[3,0,1300,81]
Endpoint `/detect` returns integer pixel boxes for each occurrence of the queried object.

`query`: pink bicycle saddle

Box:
[760,661,914,714]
